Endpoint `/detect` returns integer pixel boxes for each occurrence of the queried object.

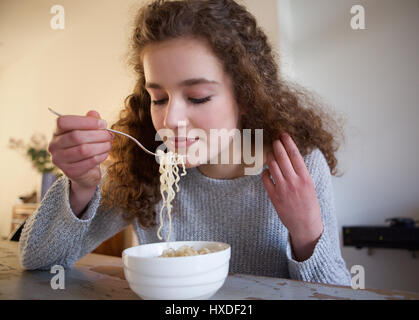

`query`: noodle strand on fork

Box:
[156,150,187,241]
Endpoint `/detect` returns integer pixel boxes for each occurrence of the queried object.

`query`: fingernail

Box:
[98,119,107,129]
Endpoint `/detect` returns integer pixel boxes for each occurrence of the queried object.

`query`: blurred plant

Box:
[9,133,60,174]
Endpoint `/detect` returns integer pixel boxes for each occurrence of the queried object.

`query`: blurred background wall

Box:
[1,0,418,292]
[278,0,419,292]
[0,0,140,239]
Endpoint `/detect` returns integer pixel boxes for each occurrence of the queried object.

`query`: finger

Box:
[52,129,113,149]
[262,169,276,196]
[281,133,308,177]
[86,110,101,119]
[272,138,297,181]
[55,115,107,135]
[54,142,112,164]
[266,151,284,185]
[60,152,109,178]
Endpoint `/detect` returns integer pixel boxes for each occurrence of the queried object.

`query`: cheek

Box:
[150,109,164,130]
[217,97,239,127]
[197,99,239,130]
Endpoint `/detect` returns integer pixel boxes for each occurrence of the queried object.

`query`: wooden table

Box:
[1,240,418,300]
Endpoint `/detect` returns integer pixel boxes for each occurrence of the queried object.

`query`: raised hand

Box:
[262,133,323,261]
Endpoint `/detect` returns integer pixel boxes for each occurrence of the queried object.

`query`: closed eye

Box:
[152,99,168,105]
[152,96,212,106]
[189,96,212,104]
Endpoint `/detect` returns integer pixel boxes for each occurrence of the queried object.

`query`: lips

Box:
[168,137,199,148]
[173,137,196,141]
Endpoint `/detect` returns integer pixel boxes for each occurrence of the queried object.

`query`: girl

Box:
[19,0,351,285]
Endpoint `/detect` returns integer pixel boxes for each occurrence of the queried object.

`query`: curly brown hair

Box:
[101,0,345,228]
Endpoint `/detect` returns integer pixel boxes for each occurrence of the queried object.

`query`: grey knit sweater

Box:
[18,148,352,286]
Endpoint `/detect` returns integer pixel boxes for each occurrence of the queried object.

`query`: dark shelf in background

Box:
[342,226,419,251]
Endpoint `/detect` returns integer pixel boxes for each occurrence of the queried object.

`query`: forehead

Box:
[142,37,226,86]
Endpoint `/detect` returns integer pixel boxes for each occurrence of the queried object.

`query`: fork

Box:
[48,107,157,156]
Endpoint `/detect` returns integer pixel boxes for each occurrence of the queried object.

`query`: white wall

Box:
[278,0,419,292]
[0,0,141,238]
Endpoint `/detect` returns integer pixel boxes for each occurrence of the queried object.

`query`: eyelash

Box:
[152,96,212,105]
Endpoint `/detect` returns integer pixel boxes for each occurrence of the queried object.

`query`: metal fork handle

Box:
[48,107,156,156]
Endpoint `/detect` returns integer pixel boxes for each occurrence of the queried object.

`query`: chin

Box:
[182,161,200,169]
[182,155,206,169]
[165,143,209,169]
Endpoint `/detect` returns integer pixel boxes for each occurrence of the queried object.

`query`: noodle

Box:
[159,244,228,257]
[156,149,187,241]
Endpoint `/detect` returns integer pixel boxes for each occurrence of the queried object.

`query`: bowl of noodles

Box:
[122,241,231,300]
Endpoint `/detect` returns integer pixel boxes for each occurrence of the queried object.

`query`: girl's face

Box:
[143,37,242,169]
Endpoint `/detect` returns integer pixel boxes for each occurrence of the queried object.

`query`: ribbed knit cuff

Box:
[61,176,101,223]
[18,176,102,270]
[60,177,104,267]
[286,229,336,283]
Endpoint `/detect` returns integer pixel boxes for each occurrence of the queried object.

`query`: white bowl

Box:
[122,241,231,300]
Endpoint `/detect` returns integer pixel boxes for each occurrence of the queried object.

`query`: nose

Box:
[163,96,189,130]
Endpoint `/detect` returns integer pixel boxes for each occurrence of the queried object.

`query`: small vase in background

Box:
[41,172,57,201]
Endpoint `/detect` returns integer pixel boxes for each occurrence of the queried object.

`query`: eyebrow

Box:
[145,78,220,89]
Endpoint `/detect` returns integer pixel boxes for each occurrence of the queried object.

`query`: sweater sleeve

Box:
[18,176,132,270]
[286,149,352,286]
